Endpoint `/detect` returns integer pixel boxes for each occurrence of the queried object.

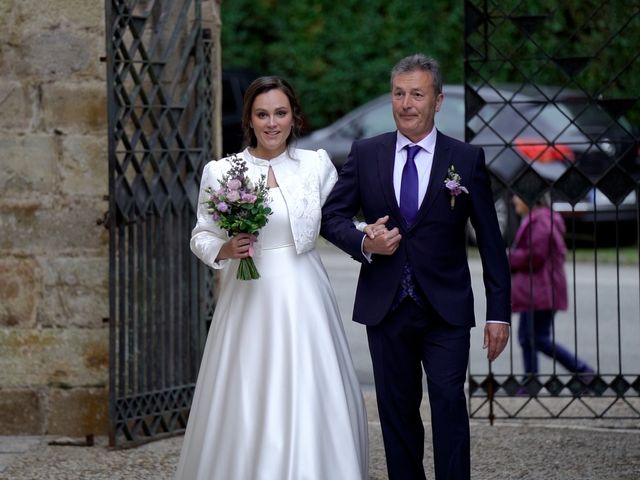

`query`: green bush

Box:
[222,1,640,129]
[221,0,464,129]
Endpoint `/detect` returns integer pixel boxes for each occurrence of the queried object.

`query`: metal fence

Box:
[464,0,640,421]
[105,0,214,447]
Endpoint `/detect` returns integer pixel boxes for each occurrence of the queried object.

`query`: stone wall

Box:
[0,0,221,436]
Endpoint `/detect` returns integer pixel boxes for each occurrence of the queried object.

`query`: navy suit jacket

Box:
[321,131,511,327]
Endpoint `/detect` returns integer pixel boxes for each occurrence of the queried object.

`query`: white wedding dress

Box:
[175,187,368,480]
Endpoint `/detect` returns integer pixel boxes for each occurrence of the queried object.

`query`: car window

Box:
[469,98,636,143]
[558,102,634,137]
[471,102,578,142]
[436,94,464,140]
[358,101,396,138]
[468,103,528,140]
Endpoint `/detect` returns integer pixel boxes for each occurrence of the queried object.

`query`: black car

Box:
[297,85,640,243]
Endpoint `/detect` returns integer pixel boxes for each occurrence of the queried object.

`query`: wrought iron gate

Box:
[465,1,640,421]
[105,0,215,447]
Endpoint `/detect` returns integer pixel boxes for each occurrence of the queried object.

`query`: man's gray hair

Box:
[391,54,443,94]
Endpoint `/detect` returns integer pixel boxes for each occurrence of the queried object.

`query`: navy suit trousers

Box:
[367,298,471,480]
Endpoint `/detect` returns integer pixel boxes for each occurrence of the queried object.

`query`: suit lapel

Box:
[376,134,403,222]
[412,131,451,226]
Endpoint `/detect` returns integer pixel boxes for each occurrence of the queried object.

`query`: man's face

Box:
[391,70,443,143]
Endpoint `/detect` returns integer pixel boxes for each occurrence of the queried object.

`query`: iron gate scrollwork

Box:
[105,0,215,447]
[465,1,640,421]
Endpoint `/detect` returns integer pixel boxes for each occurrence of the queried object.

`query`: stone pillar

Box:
[0,0,222,438]
[0,1,105,436]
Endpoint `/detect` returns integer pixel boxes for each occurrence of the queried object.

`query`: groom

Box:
[321,54,511,479]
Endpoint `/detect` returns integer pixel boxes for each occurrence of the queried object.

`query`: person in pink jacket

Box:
[509,194,593,382]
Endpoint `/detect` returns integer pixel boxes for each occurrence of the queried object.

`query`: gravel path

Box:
[2,392,639,479]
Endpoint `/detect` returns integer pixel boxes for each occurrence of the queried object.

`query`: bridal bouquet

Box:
[204,154,272,280]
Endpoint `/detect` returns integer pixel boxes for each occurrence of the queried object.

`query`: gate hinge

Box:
[97,211,110,229]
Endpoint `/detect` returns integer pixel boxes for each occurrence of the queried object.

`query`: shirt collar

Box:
[395,127,437,155]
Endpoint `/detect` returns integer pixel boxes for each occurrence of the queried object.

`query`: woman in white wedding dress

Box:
[174,77,368,480]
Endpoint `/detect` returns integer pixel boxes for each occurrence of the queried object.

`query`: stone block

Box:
[0,257,39,327]
[16,0,104,30]
[0,80,33,130]
[0,133,58,194]
[0,328,108,388]
[36,256,108,328]
[0,0,14,16]
[0,1,15,38]
[0,197,108,255]
[61,135,108,196]
[41,81,107,133]
[19,30,92,79]
[0,46,12,82]
[47,387,108,436]
[0,389,42,434]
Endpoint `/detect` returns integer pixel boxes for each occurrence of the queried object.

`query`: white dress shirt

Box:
[393,129,437,208]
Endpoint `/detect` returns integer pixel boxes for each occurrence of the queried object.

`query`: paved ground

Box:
[2,389,639,480]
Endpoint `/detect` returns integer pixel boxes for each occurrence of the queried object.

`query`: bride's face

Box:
[250,88,293,159]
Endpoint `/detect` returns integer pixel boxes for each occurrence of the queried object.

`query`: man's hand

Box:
[363,215,401,255]
[483,323,510,362]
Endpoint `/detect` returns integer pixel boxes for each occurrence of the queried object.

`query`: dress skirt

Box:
[175,188,368,479]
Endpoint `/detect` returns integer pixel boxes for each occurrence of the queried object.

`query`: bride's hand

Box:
[216,233,256,261]
[363,215,390,239]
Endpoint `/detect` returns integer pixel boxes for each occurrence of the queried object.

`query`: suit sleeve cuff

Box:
[360,235,372,263]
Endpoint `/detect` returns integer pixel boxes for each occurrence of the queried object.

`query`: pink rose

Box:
[241,193,257,204]
[226,190,240,202]
[445,179,459,191]
[445,180,468,196]
[227,179,241,190]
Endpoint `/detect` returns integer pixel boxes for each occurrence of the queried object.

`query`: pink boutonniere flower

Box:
[444,165,469,210]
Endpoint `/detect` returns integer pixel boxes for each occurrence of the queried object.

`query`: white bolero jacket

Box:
[190,147,338,269]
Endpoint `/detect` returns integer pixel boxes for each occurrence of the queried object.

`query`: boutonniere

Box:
[444,165,469,210]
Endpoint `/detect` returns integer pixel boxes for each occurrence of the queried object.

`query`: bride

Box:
[174,76,368,479]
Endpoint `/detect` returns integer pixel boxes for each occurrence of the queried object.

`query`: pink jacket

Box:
[509,207,568,312]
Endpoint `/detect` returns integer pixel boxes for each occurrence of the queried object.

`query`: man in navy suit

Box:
[321,54,511,480]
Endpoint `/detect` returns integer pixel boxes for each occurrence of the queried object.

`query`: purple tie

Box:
[400,145,421,224]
